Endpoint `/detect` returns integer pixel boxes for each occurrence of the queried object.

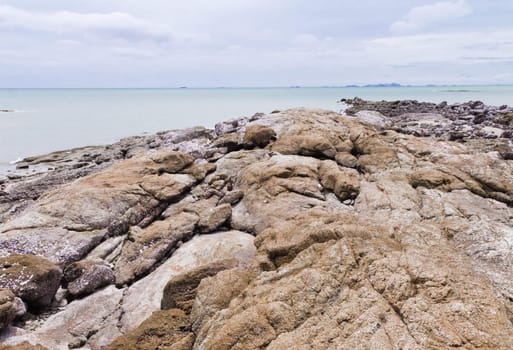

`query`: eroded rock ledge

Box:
[1,105,513,349]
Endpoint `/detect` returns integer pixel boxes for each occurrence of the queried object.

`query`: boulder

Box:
[105,309,193,350]
[197,204,232,233]
[243,125,276,148]
[318,160,360,201]
[335,151,358,168]
[272,134,337,158]
[63,259,115,297]
[0,255,62,309]
[0,289,17,330]
[211,133,242,152]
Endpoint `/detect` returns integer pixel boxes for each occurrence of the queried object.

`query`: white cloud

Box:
[391,0,473,33]
[366,29,513,65]
[0,4,173,42]
[0,1,512,86]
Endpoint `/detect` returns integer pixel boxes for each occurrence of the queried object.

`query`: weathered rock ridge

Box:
[1,104,513,349]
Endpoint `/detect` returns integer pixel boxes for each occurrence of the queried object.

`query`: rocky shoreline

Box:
[342,97,513,158]
[1,101,513,349]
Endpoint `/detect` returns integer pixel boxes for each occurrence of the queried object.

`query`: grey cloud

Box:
[390,0,472,33]
[0,4,174,42]
[0,1,512,86]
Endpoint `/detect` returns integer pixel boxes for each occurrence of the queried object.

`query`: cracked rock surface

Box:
[1,106,513,349]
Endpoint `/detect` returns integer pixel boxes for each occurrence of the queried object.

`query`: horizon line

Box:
[1,83,513,89]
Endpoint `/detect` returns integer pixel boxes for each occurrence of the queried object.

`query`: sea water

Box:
[1,86,513,173]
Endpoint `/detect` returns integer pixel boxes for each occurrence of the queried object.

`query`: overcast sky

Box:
[1,0,512,87]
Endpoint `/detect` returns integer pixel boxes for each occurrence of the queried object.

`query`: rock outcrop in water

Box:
[342,97,513,157]
[1,102,513,349]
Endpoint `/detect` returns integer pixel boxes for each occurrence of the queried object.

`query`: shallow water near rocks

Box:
[1,86,513,174]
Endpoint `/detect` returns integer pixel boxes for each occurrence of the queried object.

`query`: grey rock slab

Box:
[119,231,256,333]
[2,285,124,350]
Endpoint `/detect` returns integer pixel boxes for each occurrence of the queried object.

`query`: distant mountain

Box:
[345,83,403,88]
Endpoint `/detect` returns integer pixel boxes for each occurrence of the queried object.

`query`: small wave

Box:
[9,157,23,165]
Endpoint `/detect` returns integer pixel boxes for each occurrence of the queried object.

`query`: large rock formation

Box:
[1,104,513,349]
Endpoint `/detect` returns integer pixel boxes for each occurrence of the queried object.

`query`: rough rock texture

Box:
[0,127,214,223]
[0,255,62,309]
[0,289,17,330]
[1,233,256,350]
[2,106,513,349]
[242,125,276,148]
[161,259,238,313]
[342,97,513,156]
[63,259,114,297]
[0,150,197,265]
[105,309,194,350]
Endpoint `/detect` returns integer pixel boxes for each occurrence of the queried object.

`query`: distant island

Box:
[344,83,403,88]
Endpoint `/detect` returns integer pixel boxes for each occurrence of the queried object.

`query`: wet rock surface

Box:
[1,105,513,349]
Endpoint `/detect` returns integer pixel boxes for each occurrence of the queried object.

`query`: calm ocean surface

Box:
[1,86,513,172]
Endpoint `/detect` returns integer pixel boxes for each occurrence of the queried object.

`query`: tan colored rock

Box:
[191,268,253,343]
[118,231,256,334]
[211,132,242,152]
[219,190,244,205]
[0,289,17,330]
[231,154,349,234]
[148,150,194,174]
[0,255,62,309]
[408,168,463,190]
[3,108,513,350]
[0,342,47,350]
[183,161,217,181]
[272,133,337,158]
[318,160,360,201]
[161,259,238,313]
[0,150,197,265]
[243,125,276,148]
[335,151,358,168]
[105,309,193,350]
[197,204,232,233]
[114,211,199,286]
